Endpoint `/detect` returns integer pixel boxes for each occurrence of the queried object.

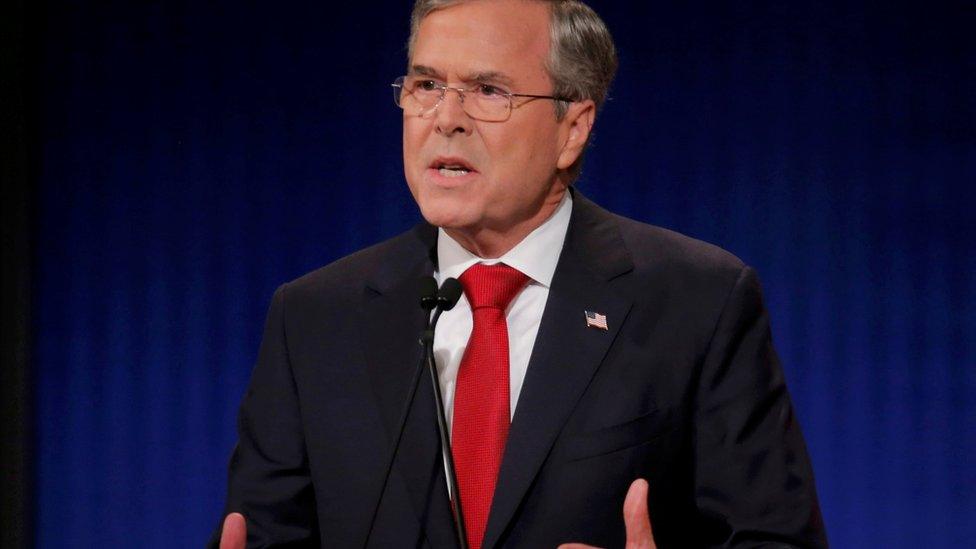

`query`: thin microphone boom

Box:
[423,278,468,549]
[363,276,468,549]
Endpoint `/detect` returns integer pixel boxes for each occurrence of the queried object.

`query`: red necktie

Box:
[452,263,529,549]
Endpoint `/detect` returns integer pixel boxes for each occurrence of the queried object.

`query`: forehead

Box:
[411,0,552,83]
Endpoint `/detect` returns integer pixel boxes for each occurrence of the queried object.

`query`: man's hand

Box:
[558,478,656,549]
[219,512,246,549]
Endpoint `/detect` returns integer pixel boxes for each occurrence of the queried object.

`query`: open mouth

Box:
[431,157,476,178]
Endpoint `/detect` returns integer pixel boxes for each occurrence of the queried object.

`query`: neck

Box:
[445,183,567,259]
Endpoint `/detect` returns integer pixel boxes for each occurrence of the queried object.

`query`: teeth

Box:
[439,167,470,177]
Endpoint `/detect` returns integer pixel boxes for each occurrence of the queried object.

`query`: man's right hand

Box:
[219,512,246,549]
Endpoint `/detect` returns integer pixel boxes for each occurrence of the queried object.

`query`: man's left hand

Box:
[557,478,656,549]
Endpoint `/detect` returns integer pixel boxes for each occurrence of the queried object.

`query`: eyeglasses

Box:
[391,75,573,122]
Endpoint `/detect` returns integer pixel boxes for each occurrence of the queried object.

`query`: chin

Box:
[416,199,474,229]
[410,181,474,229]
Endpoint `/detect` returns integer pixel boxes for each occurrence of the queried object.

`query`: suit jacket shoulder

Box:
[612,211,744,277]
[284,222,437,303]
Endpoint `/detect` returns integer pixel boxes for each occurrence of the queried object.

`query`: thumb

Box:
[623,479,655,549]
[220,512,247,549]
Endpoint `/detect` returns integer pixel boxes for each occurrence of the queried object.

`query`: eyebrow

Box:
[464,71,515,87]
[409,65,515,87]
[410,64,442,78]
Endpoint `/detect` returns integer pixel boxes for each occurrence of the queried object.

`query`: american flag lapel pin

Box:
[584,310,608,331]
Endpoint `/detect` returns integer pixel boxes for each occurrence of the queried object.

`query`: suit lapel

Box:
[360,225,458,548]
[482,194,634,549]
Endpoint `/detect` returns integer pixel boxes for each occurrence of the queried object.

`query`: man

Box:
[213,0,827,547]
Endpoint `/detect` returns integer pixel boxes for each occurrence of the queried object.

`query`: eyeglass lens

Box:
[394,77,511,121]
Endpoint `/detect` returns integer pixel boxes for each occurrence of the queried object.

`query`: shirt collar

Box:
[436,190,573,288]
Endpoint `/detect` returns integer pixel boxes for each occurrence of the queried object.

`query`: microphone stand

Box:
[422,309,468,549]
[363,278,467,549]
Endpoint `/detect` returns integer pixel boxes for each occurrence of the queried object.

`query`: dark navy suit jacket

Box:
[212,192,827,548]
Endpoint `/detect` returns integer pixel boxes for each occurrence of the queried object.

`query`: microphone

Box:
[436,278,463,312]
[422,277,462,345]
[419,276,439,312]
[364,276,469,549]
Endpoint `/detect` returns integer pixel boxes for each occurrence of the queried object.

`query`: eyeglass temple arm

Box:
[509,92,574,102]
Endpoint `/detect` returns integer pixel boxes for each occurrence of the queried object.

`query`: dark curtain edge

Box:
[1,0,34,547]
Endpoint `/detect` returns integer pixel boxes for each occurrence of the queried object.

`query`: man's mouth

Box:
[431,157,476,178]
[438,165,471,177]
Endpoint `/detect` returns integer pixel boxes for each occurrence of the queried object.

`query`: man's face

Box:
[403,0,578,238]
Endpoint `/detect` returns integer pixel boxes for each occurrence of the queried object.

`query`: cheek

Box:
[485,124,559,182]
[402,120,428,173]
[402,118,420,155]
[402,122,426,201]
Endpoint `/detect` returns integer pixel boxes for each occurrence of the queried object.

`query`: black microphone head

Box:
[437,278,463,311]
[418,276,439,311]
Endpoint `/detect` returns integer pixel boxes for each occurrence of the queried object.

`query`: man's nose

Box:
[433,88,473,136]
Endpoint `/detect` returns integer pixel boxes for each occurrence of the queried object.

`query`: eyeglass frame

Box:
[391,75,575,122]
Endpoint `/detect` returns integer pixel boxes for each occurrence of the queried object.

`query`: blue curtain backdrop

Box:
[33,1,974,546]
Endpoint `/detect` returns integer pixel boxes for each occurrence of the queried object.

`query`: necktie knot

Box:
[459,263,530,310]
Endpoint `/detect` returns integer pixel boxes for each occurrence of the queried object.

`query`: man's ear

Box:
[557,99,596,171]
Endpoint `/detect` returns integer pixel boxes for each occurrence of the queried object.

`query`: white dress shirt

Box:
[433,191,573,435]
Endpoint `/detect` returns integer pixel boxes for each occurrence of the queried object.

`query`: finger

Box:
[623,478,655,549]
[220,512,247,549]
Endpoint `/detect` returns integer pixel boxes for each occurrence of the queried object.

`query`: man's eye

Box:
[416,80,440,92]
[477,84,506,97]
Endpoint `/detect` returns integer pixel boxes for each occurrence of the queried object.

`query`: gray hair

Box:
[407,0,618,178]
[408,0,617,118]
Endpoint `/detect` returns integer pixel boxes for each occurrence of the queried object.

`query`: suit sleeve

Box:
[209,284,319,547]
[693,266,828,548]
